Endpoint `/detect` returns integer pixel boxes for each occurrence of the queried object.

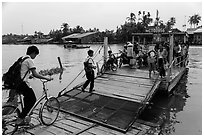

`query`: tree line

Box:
[2,11,201,44]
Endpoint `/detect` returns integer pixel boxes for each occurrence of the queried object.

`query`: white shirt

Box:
[21,55,36,87]
[127,43,133,57]
[85,56,95,68]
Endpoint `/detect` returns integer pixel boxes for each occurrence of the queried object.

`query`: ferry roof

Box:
[132,32,187,36]
[62,32,98,39]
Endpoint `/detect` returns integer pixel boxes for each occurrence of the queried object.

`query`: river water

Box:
[2,44,202,135]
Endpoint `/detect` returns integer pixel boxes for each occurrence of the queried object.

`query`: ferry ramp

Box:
[56,66,161,133]
[15,66,162,135]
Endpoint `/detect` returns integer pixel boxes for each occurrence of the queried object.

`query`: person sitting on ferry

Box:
[107,50,117,67]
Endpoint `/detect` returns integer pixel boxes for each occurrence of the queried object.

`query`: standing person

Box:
[133,42,139,56]
[147,50,156,78]
[127,42,134,67]
[157,45,166,78]
[82,49,96,93]
[16,45,53,125]
[127,42,134,61]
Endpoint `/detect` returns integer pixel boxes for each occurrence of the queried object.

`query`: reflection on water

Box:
[139,69,189,134]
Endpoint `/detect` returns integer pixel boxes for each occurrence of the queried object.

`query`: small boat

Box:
[64,44,77,48]
[64,44,90,49]
[75,45,90,49]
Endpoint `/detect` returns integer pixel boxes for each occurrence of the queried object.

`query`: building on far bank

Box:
[62,32,98,44]
[186,26,202,45]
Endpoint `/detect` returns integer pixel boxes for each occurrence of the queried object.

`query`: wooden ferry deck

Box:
[15,66,163,135]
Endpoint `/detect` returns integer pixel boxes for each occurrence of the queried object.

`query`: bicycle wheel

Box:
[100,64,106,74]
[119,58,123,68]
[111,64,117,71]
[39,97,60,126]
[2,105,20,135]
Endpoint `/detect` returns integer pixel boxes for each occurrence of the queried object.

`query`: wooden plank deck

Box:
[14,66,163,135]
[15,110,161,135]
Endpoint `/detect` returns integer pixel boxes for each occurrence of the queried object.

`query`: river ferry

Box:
[8,34,189,135]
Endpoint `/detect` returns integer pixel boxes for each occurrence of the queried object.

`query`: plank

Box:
[94,82,149,98]
[92,90,143,103]
[59,119,89,129]
[98,75,154,86]
[87,127,113,135]
[95,78,151,90]
[45,125,71,135]
[135,119,160,127]
[101,74,156,85]
[53,122,80,133]
[64,115,93,126]
[79,131,95,135]
[126,128,141,135]
[95,126,125,135]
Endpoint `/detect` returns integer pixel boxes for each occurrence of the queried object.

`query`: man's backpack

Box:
[83,58,92,73]
[2,56,29,89]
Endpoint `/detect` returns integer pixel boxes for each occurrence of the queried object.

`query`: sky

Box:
[2,0,203,35]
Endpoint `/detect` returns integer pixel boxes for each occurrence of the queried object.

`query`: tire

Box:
[2,105,20,135]
[39,97,60,126]
[100,64,106,74]
[119,59,122,68]
[111,64,117,71]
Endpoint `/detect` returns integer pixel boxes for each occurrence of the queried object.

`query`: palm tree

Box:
[61,23,70,36]
[138,11,153,28]
[169,17,176,28]
[165,17,176,31]
[126,12,136,24]
[188,14,201,28]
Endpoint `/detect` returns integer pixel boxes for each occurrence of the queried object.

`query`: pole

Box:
[167,33,174,81]
[104,37,108,64]
[57,57,63,70]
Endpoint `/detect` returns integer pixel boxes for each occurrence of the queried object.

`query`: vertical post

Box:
[132,35,134,45]
[143,37,146,45]
[57,57,63,80]
[167,33,174,81]
[169,34,174,64]
[57,57,63,70]
[104,37,108,64]
[184,34,186,43]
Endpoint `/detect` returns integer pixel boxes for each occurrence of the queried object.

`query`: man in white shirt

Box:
[127,42,134,59]
[16,46,53,125]
[82,49,96,93]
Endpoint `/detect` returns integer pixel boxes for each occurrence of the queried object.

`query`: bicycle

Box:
[100,61,118,74]
[2,79,60,135]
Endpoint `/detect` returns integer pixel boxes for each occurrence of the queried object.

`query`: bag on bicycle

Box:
[2,56,29,89]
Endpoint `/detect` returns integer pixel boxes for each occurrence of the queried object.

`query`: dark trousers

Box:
[158,58,166,77]
[17,82,36,119]
[83,70,94,92]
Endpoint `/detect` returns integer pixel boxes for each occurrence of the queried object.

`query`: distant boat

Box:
[75,45,90,49]
[64,44,77,48]
[64,44,90,49]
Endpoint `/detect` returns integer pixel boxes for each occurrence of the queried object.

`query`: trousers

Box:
[83,70,95,92]
[17,82,36,118]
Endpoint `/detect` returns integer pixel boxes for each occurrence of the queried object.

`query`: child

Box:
[82,49,96,93]
[107,50,117,68]
[16,45,53,125]
[147,50,156,78]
